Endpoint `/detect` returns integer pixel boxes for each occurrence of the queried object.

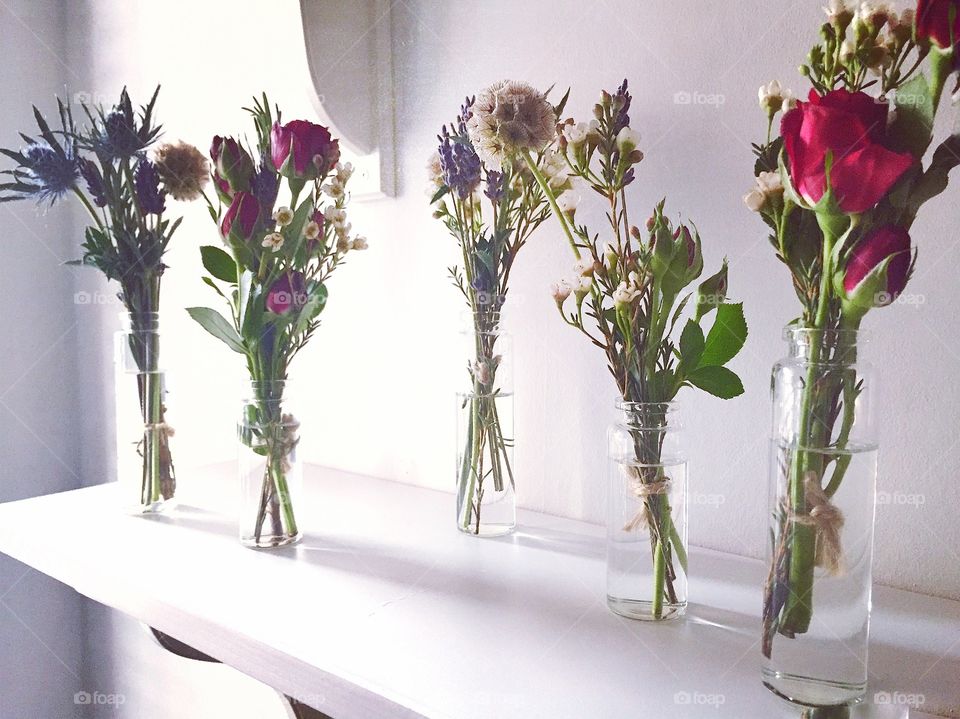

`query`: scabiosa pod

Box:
[466,80,556,169]
[153,141,209,202]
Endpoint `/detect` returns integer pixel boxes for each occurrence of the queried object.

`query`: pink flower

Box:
[220,191,260,247]
[270,120,340,181]
[840,225,912,315]
[266,271,307,314]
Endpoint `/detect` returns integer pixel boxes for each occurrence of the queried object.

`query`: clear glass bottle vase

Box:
[606,401,687,621]
[762,328,877,707]
[456,310,516,537]
[114,312,177,513]
[238,380,302,548]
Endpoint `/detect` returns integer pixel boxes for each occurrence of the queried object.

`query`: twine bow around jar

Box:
[791,472,846,576]
[621,464,672,532]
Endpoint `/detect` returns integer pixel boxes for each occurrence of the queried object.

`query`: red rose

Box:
[210,136,254,196]
[781,90,914,214]
[266,272,307,314]
[916,0,960,51]
[270,120,340,181]
[220,191,260,247]
[843,224,912,306]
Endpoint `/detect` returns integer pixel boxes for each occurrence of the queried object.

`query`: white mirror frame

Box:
[299,0,397,199]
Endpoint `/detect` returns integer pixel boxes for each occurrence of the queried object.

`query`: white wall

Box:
[0,2,85,717]
[77,0,960,603]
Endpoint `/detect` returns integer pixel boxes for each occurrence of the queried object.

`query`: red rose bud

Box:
[270,120,340,181]
[694,259,729,320]
[839,224,912,316]
[266,271,307,314]
[210,136,254,197]
[220,191,260,248]
[671,225,703,284]
[781,90,914,214]
[916,0,960,51]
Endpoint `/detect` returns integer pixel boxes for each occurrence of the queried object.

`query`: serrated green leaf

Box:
[699,302,747,368]
[688,365,744,399]
[200,245,237,283]
[186,307,245,354]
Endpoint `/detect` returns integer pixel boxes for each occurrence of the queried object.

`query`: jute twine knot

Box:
[144,422,175,438]
[791,472,845,576]
[621,464,671,532]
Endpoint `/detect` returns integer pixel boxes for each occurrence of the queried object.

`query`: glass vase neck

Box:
[784,327,865,363]
[120,311,161,332]
[616,401,681,431]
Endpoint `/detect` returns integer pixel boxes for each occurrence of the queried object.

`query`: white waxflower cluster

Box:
[551,257,595,306]
[562,120,599,148]
[612,271,644,307]
[743,171,784,213]
[758,81,797,116]
[322,205,367,253]
[322,162,355,200]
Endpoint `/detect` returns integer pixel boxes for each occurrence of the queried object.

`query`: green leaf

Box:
[908,134,960,213]
[679,319,705,368]
[888,74,934,158]
[201,276,227,299]
[688,366,744,399]
[186,307,245,354]
[699,303,747,368]
[200,245,237,283]
[430,185,449,205]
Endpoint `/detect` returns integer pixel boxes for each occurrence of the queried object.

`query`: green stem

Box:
[520,149,580,259]
[780,215,838,634]
[652,538,665,619]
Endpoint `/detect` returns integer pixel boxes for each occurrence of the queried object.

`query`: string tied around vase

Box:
[620,464,672,532]
[790,472,845,576]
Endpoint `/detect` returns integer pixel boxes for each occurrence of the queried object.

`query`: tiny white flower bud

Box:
[261,232,285,251]
[744,189,767,212]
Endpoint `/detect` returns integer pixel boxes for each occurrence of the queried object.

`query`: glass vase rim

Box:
[782,326,869,344]
[615,400,682,428]
[118,310,161,328]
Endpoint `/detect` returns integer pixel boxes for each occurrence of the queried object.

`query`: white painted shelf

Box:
[0,466,956,718]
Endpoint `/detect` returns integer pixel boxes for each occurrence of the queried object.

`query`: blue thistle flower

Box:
[20,143,80,202]
[79,158,107,207]
[134,159,165,214]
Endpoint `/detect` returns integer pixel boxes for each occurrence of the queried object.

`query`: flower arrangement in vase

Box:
[189,95,367,547]
[530,80,748,620]
[747,0,960,705]
[428,81,561,536]
[0,87,208,512]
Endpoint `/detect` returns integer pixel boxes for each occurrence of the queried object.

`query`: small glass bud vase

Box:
[114,312,177,513]
[762,328,877,708]
[606,401,687,621]
[238,381,302,548]
[456,310,516,537]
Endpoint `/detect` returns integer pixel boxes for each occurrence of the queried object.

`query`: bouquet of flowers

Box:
[531,80,747,619]
[0,87,208,510]
[747,1,960,661]
[428,82,560,536]
[189,95,366,546]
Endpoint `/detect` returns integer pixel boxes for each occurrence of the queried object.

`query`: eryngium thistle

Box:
[21,143,79,202]
[154,142,209,201]
[467,80,556,168]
